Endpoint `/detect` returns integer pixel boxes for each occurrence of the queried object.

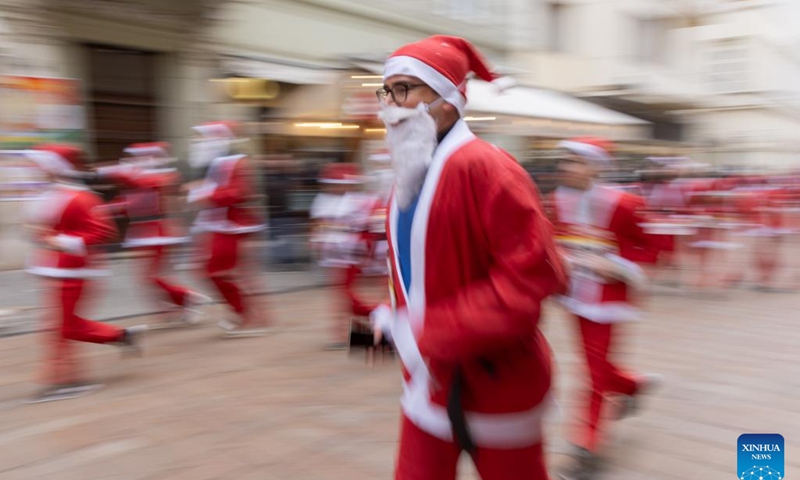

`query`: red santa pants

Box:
[754,235,782,286]
[206,232,262,326]
[576,316,638,452]
[395,415,549,480]
[41,278,124,385]
[142,244,189,307]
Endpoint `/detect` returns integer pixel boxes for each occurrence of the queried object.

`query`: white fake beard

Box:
[380,104,437,210]
[189,139,229,169]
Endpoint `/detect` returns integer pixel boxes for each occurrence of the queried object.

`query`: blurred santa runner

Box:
[96,142,209,327]
[309,162,388,350]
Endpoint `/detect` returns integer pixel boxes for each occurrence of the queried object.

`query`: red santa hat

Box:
[383,35,514,116]
[558,137,614,165]
[192,121,240,140]
[124,142,170,158]
[25,144,84,175]
[318,162,363,185]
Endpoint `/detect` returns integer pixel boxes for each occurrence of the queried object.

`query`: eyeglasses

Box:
[375,82,427,104]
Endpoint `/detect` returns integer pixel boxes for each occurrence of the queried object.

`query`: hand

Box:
[569,253,618,281]
[181,180,203,193]
[583,256,620,281]
[43,236,63,251]
[373,327,383,347]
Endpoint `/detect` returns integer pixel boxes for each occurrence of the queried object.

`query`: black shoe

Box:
[559,447,601,480]
[119,325,148,357]
[324,342,348,351]
[616,373,664,419]
[26,383,102,404]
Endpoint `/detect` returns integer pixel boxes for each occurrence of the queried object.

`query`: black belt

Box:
[447,359,497,458]
[130,215,165,223]
[447,368,477,458]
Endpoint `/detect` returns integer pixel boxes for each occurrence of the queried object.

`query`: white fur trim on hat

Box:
[192,123,235,139]
[369,152,391,163]
[24,150,75,175]
[124,145,168,157]
[559,140,612,164]
[384,55,467,116]
[491,76,516,92]
[318,177,363,185]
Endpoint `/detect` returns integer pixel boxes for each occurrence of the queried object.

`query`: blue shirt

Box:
[396,195,420,294]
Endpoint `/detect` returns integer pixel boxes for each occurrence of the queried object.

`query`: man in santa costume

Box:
[550,137,661,479]
[369,36,567,480]
[22,144,147,403]
[187,122,268,337]
[97,142,208,326]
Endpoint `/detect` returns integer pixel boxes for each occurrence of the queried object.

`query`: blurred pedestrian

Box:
[22,144,146,403]
[550,137,662,479]
[369,36,566,480]
[96,142,209,327]
[187,122,269,337]
[309,162,376,350]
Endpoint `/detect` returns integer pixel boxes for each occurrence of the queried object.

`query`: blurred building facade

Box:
[0,0,797,166]
[508,0,800,170]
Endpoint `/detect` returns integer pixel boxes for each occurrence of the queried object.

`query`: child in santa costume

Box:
[369,36,567,480]
[22,144,147,403]
[187,122,268,337]
[97,142,208,326]
[550,137,662,480]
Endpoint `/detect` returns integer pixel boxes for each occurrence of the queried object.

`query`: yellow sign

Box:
[215,78,280,100]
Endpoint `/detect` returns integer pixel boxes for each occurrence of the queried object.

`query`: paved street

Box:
[0,255,324,337]
[0,275,798,479]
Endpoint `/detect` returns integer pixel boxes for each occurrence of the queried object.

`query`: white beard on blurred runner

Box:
[379,102,438,210]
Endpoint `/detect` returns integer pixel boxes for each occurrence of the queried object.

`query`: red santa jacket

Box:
[99,165,187,247]
[26,183,116,278]
[551,184,655,323]
[373,119,566,448]
[190,154,264,234]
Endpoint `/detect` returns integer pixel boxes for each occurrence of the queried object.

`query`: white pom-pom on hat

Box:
[491,76,516,92]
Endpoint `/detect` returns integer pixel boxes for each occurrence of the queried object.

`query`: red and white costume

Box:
[372,36,566,480]
[98,142,192,310]
[189,122,265,329]
[23,145,125,386]
[310,163,385,342]
[551,138,656,453]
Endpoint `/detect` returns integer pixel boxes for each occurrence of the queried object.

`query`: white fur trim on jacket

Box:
[122,236,190,248]
[52,234,86,256]
[26,266,110,278]
[557,297,641,323]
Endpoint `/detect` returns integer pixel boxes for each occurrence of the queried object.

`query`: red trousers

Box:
[576,317,638,452]
[40,278,124,385]
[141,244,189,307]
[206,232,262,327]
[395,415,549,480]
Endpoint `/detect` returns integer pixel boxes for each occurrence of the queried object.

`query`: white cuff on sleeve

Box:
[188,182,218,203]
[605,254,647,288]
[369,304,394,342]
[52,234,87,255]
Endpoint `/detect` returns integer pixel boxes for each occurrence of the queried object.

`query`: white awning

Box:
[220,55,341,85]
[466,80,649,126]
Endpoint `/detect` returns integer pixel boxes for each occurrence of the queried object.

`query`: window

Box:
[432,0,492,23]
[548,2,566,52]
[634,17,668,64]
[705,39,749,93]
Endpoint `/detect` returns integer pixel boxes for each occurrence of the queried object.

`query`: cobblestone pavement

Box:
[0,275,798,480]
